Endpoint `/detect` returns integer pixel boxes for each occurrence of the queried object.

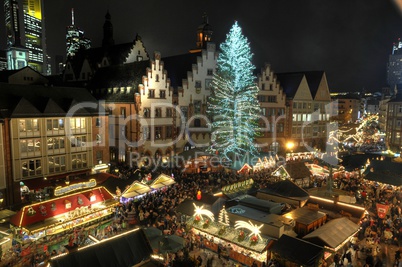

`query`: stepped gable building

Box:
[87,14,218,165]
[256,64,287,154]
[0,78,109,207]
[276,71,332,151]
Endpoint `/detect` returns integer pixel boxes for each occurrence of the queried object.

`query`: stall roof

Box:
[258,179,310,200]
[121,182,151,198]
[237,195,284,214]
[50,228,153,267]
[175,195,225,217]
[270,234,324,267]
[227,205,293,227]
[149,174,175,189]
[101,176,137,196]
[302,217,359,249]
[284,162,312,179]
[283,206,327,225]
[364,159,402,186]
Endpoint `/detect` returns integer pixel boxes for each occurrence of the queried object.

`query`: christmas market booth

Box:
[50,228,155,267]
[271,161,312,188]
[256,179,310,208]
[149,174,176,190]
[187,204,274,267]
[9,181,119,242]
[270,234,325,267]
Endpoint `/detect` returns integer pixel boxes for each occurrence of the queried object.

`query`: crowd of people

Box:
[3,155,402,267]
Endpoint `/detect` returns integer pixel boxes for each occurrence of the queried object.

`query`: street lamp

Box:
[286,141,294,160]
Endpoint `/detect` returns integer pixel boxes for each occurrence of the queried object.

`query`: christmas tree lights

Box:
[207,21,261,161]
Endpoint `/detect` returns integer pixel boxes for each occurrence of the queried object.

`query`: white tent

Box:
[149,174,176,189]
[121,182,151,198]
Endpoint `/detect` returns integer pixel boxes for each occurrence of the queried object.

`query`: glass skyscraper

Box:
[3,0,47,74]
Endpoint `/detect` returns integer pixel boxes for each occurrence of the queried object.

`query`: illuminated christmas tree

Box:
[218,206,230,226]
[207,21,261,160]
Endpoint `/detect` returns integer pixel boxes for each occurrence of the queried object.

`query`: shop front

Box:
[185,204,273,267]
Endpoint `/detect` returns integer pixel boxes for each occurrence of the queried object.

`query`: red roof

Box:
[10,186,114,227]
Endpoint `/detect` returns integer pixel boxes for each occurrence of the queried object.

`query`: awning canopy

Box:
[121,182,151,198]
[149,174,175,189]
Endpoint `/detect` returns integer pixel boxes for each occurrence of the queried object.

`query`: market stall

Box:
[149,174,176,190]
[10,185,119,241]
[186,204,273,267]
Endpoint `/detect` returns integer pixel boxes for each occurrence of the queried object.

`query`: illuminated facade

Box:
[3,0,47,74]
[276,71,332,151]
[256,64,286,153]
[0,82,109,206]
[386,95,402,152]
[66,8,91,57]
[387,38,402,91]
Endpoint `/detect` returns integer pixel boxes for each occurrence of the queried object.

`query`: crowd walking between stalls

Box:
[8,157,402,267]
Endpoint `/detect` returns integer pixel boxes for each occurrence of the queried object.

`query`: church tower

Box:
[102,10,114,48]
[190,13,213,53]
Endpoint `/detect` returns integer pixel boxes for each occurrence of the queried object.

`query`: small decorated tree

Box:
[218,206,230,226]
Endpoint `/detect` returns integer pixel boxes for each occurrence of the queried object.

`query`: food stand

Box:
[187,205,272,267]
[10,185,119,241]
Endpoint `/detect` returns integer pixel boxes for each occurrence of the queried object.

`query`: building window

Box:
[120,108,126,118]
[155,108,162,118]
[70,118,86,130]
[143,126,150,140]
[144,108,150,118]
[267,96,277,103]
[19,119,39,132]
[155,74,159,82]
[46,118,64,131]
[195,80,202,88]
[207,69,213,76]
[194,119,201,127]
[96,134,102,144]
[166,108,173,118]
[22,159,42,177]
[149,89,155,98]
[165,126,172,138]
[159,90,166,98]
[49,156,66,173]
[96,118,102,127]
[47,137,65,152]
[155,126,162,139]
[20,139,41,153]
[261,84,265,90]
[71,153,87,169]
[70,135,86,148]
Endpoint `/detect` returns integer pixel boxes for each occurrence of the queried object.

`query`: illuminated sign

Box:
[54,179,97,196]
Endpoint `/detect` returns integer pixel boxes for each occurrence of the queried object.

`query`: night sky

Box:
[2,0,402,92]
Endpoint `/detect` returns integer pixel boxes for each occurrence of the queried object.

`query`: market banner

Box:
[376,203,390,219]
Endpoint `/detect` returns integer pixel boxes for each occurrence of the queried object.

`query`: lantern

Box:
[196,190,202,200]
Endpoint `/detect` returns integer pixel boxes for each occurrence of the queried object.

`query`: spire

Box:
[71,8,74,25]
[102,10,114,48]
[190,13,213,53]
